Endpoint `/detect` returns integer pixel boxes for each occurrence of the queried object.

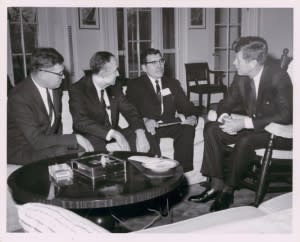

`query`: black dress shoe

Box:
[188,189,220,203]
[209,192,234,212]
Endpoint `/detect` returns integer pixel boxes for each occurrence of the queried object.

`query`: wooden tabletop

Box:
[8,151,184,209]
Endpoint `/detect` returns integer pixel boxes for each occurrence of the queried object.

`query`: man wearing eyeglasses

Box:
[7,48,94,165]
[126,48,198,172]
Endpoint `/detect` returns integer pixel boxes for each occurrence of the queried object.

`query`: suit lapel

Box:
[256,66,269,107]
[85,75,103,109]
[28,77,51,123]
[144,75,158,98]
[107,87,117,128]
[52,89,61,117]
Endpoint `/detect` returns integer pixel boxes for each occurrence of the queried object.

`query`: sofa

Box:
[14,192,292,233]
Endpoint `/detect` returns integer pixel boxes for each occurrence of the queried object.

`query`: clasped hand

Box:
[219,115,244,135]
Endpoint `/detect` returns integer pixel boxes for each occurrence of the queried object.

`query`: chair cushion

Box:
[17,203,109,233]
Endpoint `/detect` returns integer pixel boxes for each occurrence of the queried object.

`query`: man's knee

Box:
[204,121,220,137]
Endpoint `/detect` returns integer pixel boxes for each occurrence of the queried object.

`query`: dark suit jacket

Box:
[7,76,77,164]
[217,63,293,130]
[69,74,144,140]
[126,75,198,122]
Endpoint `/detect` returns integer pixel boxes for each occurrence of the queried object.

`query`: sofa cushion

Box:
[17,203,109,233]
[198,208,292,233]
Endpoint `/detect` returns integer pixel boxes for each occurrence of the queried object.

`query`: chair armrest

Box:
[264,123,293,139]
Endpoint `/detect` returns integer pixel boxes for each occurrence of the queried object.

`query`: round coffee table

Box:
[8,151,184,231]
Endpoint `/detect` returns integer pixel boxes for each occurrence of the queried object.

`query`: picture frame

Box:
[189,8,206,29]
[78,8,100,29]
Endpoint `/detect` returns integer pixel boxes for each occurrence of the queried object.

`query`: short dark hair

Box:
[232,36,268,65]
[31,48,64,72]
[89,51,114,74]
[141,48,162,64]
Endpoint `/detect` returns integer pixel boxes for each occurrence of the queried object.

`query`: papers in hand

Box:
[157,121,182,128]
[128,156,178,172]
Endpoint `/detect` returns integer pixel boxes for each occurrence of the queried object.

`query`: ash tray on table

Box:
[48,163,73,186]
[128,156,179,177]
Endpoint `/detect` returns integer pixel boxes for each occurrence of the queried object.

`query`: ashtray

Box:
[48,163,73,185]
[142,159,178,173]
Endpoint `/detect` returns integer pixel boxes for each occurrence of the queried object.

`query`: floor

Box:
[107,182,283,232]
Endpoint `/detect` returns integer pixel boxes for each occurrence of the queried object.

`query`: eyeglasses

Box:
[145,58,165,65]
[39,69,65,77]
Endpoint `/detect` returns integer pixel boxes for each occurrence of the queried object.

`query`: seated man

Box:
[69,51,153,153]
[126,48,198,172]
[7,48,94,165]
[188,36,293,211]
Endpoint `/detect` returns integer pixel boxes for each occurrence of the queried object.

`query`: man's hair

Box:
[89,51,114,74]
[141,48,162,64]
[232,36,268,65]
[31,48,64,72]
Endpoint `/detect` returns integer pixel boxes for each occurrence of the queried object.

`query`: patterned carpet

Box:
[107,182,283,232]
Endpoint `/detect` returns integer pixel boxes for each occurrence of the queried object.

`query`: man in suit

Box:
[188,36,293,211]
[69,51,152,153]
[7,48,94,165]
[126,48,198,172]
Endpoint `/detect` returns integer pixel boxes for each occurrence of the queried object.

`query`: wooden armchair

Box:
[185,63,227,113]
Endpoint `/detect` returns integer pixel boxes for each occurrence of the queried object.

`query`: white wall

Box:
[259,8,293,59]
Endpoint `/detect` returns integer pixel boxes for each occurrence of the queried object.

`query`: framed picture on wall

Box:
[78,8,100,29]
[189,8,206,29]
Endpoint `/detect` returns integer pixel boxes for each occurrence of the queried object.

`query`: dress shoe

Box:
[209,192,234,212]
[188,189,220,203]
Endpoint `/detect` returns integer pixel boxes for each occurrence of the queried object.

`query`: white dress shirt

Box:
[148,75,164,114]
[92,79,114,141]
[31,76,55,126]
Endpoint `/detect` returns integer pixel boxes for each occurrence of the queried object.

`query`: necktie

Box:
[249,79,256,116]
[100,89,106,108]
[100,89,110,125]
[155,80,162,104]
[46,88,54,124]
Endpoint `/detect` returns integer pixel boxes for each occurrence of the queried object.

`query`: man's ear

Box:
[141,64,146,73]
[249,59,258,69]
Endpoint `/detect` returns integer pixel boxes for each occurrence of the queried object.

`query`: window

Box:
[117,8,176,79]
[8,7,39,85]
[214,8,241,86]
[117,8,152,78]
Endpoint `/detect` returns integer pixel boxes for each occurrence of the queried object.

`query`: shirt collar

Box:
[253,66,264,84]
[147,75,161,86]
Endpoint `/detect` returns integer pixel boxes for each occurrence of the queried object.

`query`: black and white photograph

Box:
[189,8,206,28]
[1,1,299,242]
[78,8,100,29]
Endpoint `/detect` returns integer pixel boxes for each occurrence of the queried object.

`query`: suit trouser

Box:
[201,122,292,188]
[152,124,195,172]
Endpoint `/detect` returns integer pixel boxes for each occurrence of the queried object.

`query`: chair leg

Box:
[254,134,274,207]
[198,94,203,112]
[207,94,211,113]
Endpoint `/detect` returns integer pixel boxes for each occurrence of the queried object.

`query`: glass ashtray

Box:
[48,163,73,185]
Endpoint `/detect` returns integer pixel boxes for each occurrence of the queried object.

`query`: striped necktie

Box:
[46,88,54,124]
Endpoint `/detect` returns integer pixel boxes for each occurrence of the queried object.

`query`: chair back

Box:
[185,63,211,86]
[280,48,293,71]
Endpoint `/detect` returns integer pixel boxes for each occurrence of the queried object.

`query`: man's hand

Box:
[219,116,245,135]
[110,130,130,151]
[181,115,197,126]
[135,129,150,153]
[144,118,159,135]
[75,134,94,152]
